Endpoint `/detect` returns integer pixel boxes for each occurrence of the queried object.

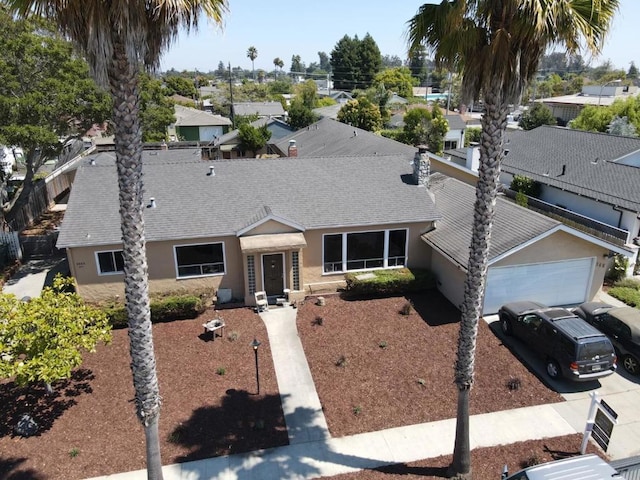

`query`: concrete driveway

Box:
[2,252,69,299]
[485,314,640,459]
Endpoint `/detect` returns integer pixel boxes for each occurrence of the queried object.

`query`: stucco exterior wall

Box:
[430,251,466,310]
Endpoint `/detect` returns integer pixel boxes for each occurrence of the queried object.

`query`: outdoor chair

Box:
[254,291,269,312]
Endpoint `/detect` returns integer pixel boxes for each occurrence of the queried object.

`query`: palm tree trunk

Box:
[108,43,164,480]
[450,84,508,480]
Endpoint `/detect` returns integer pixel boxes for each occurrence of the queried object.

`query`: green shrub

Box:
[101,293,206,328]
[515,191,528,207]
[510,175,541,198]
[613,277,640,289]
[608,286,640,308]
[606,254,629,283]
[343,268,435,299]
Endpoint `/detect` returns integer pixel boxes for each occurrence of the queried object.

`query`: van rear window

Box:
[578,340,612,360]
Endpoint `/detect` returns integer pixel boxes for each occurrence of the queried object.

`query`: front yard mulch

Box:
[296,291,564,437]
[0,307,287,480]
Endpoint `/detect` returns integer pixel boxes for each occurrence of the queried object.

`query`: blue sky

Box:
[160,0,640,73]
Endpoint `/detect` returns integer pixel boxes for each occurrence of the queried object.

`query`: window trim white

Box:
[173,241,226,279]
[322,228,409,275]
[95,249,124,276]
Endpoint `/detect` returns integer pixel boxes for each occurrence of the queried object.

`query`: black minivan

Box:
[499,301,617,381]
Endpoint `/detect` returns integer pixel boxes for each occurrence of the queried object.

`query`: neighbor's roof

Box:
[216,117,293,145]
[445,114,467,131]
[273,117,416,157]
[174,104,232,127]
[422,174,561,269]
[57,149,441,248]
[502,126,640,212]
[232,102,286,117]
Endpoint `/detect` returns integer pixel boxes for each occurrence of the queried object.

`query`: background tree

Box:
[382,54,403,69]
[607,116,638,137]
[464,127,482,146]
[357,33,382,89]
[330,35,359,90]
[273,57,284,78]
[401,106,448,154]
[246,46,258,81]
[287,98,317,130]
[0,275,111,392]
[295,79,318,109]
[0,9,111,223]
[337,98,382,132]
[139,73,175,142]
[570,96,640,133]
[407,1,619,478]
[318,51,331,72]
[238,123,272,157]
[373,66,414,99]
[290,54,304,74]
[628,62,638,80]
[518,103,557,130]
[7,2,229,479]
[163,75,196,98]
[408,45,429,86]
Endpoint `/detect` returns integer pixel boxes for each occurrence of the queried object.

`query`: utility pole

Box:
[228,62,235,129]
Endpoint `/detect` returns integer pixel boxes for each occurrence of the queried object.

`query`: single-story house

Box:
[213,118,294,159]
[169,104,232,142]
[232,102,286,120]
[423,173,632,314]
[57,144,631,313]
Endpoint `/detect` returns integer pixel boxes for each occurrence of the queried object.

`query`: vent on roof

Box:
[591,157,599,165]
[147,197,157,208]
[208,165,215,176]
[89,158,96,166]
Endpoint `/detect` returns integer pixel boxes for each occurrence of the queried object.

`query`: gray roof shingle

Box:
[273,117,416,157]
[422,174,560,269]
[233,102,286,117]
[174,104,232,127]
[57,149,441,248]
[502,126,640,212]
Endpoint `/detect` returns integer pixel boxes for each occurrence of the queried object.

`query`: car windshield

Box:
[578,340,612,361]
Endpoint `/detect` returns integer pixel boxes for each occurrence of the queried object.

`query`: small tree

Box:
[287,99,317,130]
[337,98,383,132]
[510,175,541,198]
[238,123,272,157]
[518,103,557,130]
[373,67,415,99]
[0,275,111,393]
[607,116,637,137]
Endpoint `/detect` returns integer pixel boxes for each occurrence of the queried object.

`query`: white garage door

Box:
[483,257,595,314]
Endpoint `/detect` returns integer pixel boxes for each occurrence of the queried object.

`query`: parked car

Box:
[501,453,624,479]
[498,301,617,381]
[573,302,640,375]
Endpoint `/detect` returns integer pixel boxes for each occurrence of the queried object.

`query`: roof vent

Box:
[89,158,96,166]
[208,165,215,176]
[591,157,599,165]
[147,197,157,209]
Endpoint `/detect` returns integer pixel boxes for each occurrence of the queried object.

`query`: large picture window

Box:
[175,243,225,278]
[96,250,124,275]
[323,229,408,273]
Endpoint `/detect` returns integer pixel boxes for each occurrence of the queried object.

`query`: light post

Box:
[598,79,622,106]
[251,338,261,395]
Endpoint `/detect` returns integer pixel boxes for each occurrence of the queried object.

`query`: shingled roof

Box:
[502,126,640,212]
[422,174,561,269]
[273,117,416,158]
[57,149,441,248]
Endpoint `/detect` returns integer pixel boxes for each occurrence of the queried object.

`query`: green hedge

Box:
[608,286,640,308]
[343,268,435,299]
[102,294,207,328]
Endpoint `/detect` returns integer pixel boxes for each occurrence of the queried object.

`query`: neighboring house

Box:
[444,114,466,150]
[232,102,286,120]
[538,84,640,124]
[317,89,352,104]
[56,148,441,304]
[423,173,632,314]
[169,104,232,142]
[500,126,640,250]
[213,118,294,159]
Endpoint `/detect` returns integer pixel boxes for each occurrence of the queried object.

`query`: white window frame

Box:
[95,250,124,276]
[322,228,409,274]
[173,241,226,279]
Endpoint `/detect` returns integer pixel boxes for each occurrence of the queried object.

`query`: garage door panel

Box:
[483,258,594,314]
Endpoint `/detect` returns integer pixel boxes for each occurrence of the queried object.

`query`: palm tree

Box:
[406,1,618,478]
[5,1,228,478]
[273,56,284,79]
[247,45,258,80]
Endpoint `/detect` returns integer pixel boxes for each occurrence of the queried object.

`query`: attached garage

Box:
[483,257,594,315]
[422,175,633,316]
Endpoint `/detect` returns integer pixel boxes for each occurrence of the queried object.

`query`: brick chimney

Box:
[288,139,298,157]
[413,145,430,187]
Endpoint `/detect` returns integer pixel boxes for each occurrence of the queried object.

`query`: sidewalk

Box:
[1,253,68,299]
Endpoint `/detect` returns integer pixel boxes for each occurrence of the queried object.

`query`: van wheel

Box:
[500,315,512,336]
[622,355,640,375]
[546,359,561,379]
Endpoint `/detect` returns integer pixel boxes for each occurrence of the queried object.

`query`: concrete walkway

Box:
[259,306,331,445]
[2,253,68,299]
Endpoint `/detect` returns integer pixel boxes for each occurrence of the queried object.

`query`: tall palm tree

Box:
[247,45,258,80]
[5,1,227,479]
[407,1,618,478]
[273,56,284,79]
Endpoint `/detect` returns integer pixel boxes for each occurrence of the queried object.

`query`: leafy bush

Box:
[515,191,528,207]
[606,254,629,283]
[613,278,640,289]
[510,175,541,198]
[343,268,435,299]
[608,286,640,308]
[102,293,206,328]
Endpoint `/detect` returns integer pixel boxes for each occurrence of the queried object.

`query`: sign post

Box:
[581,392,618,454]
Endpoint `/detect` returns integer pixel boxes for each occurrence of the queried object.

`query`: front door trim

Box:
[261,252,285,296]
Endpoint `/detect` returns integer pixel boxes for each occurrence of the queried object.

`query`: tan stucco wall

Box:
[68,235,245,303]
[490,229,608,300]
[430,252,466,310]
[302,222,433,295]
